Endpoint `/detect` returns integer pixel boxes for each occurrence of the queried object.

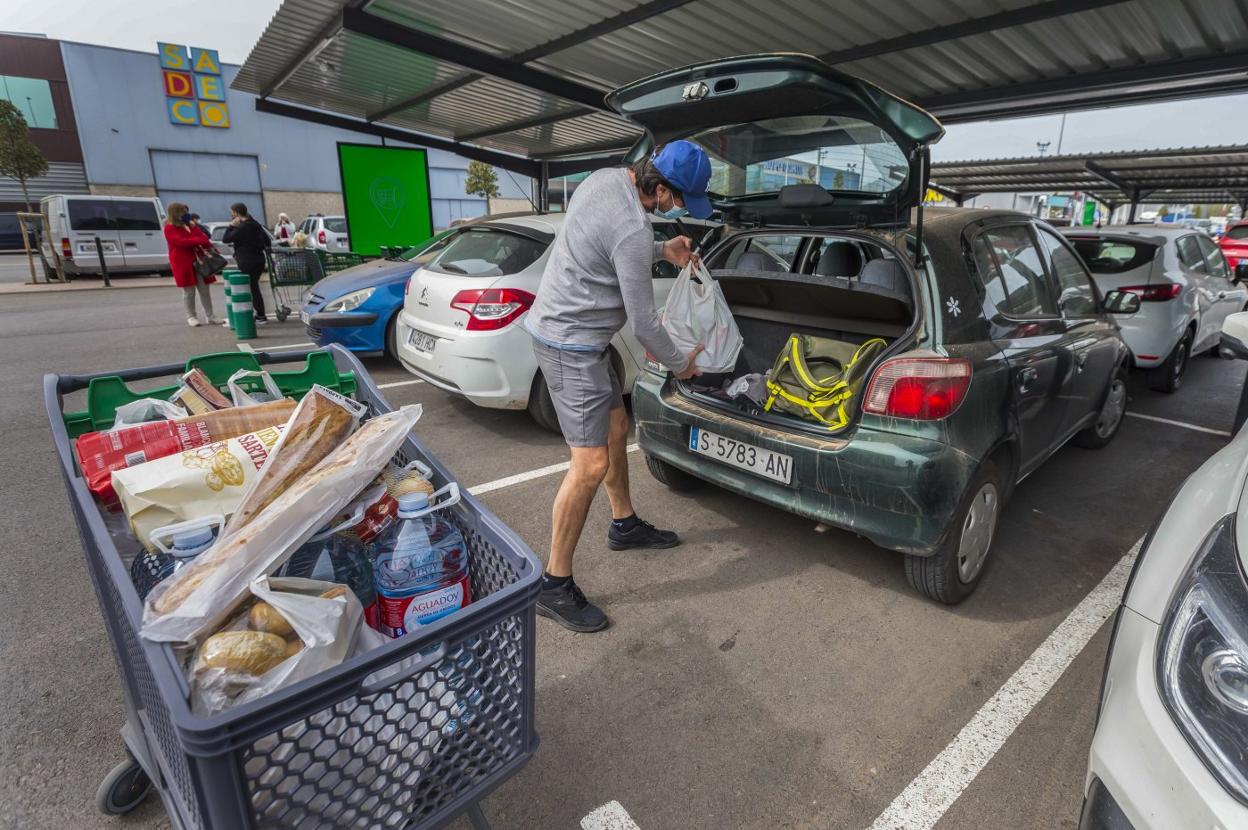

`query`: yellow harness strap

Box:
[764,337,887,430]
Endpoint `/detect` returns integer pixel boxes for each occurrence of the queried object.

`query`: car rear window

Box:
[324,218,348,234]
[67,199,115,231]
[1068,237,1157,273]
[717,234,804,271]
[111,201,161,231]
[425,228,548,276]
[1227,225,1248,241]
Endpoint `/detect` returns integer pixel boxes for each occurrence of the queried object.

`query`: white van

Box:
[40,195,169,277]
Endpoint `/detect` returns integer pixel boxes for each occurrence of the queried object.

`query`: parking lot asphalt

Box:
[2,284,1243,829]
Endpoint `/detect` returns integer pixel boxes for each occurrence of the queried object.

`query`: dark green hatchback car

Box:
[610,55,1140,604]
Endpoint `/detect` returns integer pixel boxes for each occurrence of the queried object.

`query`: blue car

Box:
[301,231,455,356]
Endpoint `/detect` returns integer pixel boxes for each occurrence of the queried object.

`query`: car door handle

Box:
[1018,367,1038,393]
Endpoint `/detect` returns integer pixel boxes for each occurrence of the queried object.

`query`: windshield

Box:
[324,217,348,234]
[1227,226,1248,241]
[426,228,548,277]
[1069,238,1158,274]
[690,115,909,199]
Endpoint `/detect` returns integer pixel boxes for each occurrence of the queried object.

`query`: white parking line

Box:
[581,801,641,830]
[867,537,1142,830]
[468,444,640,496]
[377,379,425,389]
[1126,410,1232,437]
[236,341,314,352]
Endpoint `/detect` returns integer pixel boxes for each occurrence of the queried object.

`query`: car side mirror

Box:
[1222,311,1248,359]
[1236,262,1248,284]
[1102,289,1141,315]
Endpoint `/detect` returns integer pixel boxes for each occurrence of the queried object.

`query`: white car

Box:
[1063,226,1246,392]
[299,214,351,252]
[1082,313,1248,829]
[395,212,719,431]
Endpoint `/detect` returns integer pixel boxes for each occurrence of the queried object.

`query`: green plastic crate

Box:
[62,350,357,438]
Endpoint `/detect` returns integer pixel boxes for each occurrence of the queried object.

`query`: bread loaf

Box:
[249,601,293,636]
[199,631,288,675]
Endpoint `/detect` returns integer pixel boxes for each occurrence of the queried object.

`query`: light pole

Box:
[1036,141,1050,157]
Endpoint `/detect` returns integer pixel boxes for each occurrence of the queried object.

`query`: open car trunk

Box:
[677,263,916,433]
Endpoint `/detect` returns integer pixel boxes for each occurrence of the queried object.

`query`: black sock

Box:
[612,514,639,531]
[542,571,571,590]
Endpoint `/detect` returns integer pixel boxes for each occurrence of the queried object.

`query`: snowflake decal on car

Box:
[946,297,961,318]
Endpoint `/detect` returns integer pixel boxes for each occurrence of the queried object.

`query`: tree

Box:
[465,160,500,199]
[0,101,48,211]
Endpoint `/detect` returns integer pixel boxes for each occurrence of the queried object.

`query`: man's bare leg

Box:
[603,406,635,521]
[546,445,609,578]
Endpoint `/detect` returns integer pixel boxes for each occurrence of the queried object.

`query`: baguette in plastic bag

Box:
[140,404,423,644]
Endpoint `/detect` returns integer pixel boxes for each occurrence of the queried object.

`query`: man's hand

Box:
[662,235,697,268]
[673,344,705,380]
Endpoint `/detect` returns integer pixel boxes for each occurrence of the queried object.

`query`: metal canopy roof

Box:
[930,145,1248,206]
[233,0,1248,178]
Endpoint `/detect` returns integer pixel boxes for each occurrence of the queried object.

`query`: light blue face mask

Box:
[654,204,688,220]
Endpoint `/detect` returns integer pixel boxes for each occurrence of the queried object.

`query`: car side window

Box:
[1176,235,1207,274]
[1037,228,1097,318]
[970,225,1058,319]
[719,234,804,272]
[1196,235,1230,279]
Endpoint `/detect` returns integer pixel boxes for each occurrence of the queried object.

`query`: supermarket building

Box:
[0,32,530,227]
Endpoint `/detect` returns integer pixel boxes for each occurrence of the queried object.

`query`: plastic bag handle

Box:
[358,641,448,695]
[148,514,225,555]
[227,369,284,406]
[396,482,461,520]
[307,501,371,542]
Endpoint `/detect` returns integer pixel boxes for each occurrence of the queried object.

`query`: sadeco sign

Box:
[158,42,229,128]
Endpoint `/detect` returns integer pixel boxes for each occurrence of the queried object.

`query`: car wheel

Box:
[527,372,562,434]
[384,314,399,360]
[645,453,705,492]
[904,460,1002,605]
[1074,366,1128,449]
[1147,329,1192,393]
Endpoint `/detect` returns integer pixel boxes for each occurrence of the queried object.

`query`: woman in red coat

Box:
[164,202,220,327]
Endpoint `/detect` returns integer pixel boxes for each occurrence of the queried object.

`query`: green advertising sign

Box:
[337,144,433,256]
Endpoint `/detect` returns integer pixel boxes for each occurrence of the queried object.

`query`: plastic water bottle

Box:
[372,488,470,639]
[130,518,217,601]
[282,532,379,628]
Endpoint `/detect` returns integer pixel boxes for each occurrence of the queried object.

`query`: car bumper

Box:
[1085,607,1248,830]
[301,305,388,353]
[632,372,977,555]
[1114,305,1188,368]
[394,310,534,409]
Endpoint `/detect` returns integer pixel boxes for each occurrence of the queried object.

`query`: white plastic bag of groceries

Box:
[188,576,386,716]
[660,261,743,373]
[140,404,423,645]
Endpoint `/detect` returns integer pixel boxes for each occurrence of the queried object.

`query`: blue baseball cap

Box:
[651,140,713,219]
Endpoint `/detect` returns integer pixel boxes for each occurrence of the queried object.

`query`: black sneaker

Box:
[608,517,680,551]
[537,579,609,633]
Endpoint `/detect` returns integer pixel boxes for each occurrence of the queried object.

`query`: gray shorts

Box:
[532,340,623,447]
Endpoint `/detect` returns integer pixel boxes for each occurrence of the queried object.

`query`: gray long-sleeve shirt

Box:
[525,168,688,373]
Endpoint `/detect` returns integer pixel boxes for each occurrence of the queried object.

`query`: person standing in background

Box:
[223,202,273,325]
[273,213,295,242]
[163,202,220,327]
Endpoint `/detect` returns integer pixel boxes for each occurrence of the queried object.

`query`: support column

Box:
[536,160,550,212]
[1127,189,1141,224]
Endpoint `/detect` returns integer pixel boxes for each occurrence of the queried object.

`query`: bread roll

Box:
[248,602,293,636]
[199,631,288,675]
[284,638,303,659]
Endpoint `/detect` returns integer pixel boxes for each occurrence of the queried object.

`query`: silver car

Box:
[1063,226,1247,392]
[300,214,351,252]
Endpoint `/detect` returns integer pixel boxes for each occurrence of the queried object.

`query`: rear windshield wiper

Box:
[438,262,468,274]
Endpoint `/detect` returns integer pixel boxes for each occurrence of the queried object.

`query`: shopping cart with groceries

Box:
[46,345,541,829]
[265,247,325,322]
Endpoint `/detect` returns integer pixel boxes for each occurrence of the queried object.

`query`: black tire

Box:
[905,460,1002,605]
[384,313,400,359]
[527,372,562,434]
[645,452,705,492]
[1147,329,1192,393]
[1074,365,1129,449]
[95,758,152,816]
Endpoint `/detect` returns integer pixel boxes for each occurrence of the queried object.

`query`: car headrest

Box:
[736,251,780,271]
[815,243,863,278]
[859,258,906,292]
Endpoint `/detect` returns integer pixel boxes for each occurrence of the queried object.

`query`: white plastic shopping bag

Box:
[661,261,743,373]
[227,369,284,406]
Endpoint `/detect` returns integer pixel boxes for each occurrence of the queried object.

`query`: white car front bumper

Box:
[394,310,536,410]
[1085,606,1248,829]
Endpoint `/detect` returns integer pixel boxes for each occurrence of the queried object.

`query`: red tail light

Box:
[61,237,72,259]
[404,275,413,296]
[450,288,535,331]
[317,229,327,245]
[1120,282,1181,301]
[863,356,972,420]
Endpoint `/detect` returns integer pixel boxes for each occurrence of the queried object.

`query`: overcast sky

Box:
[9,0,1248,163]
